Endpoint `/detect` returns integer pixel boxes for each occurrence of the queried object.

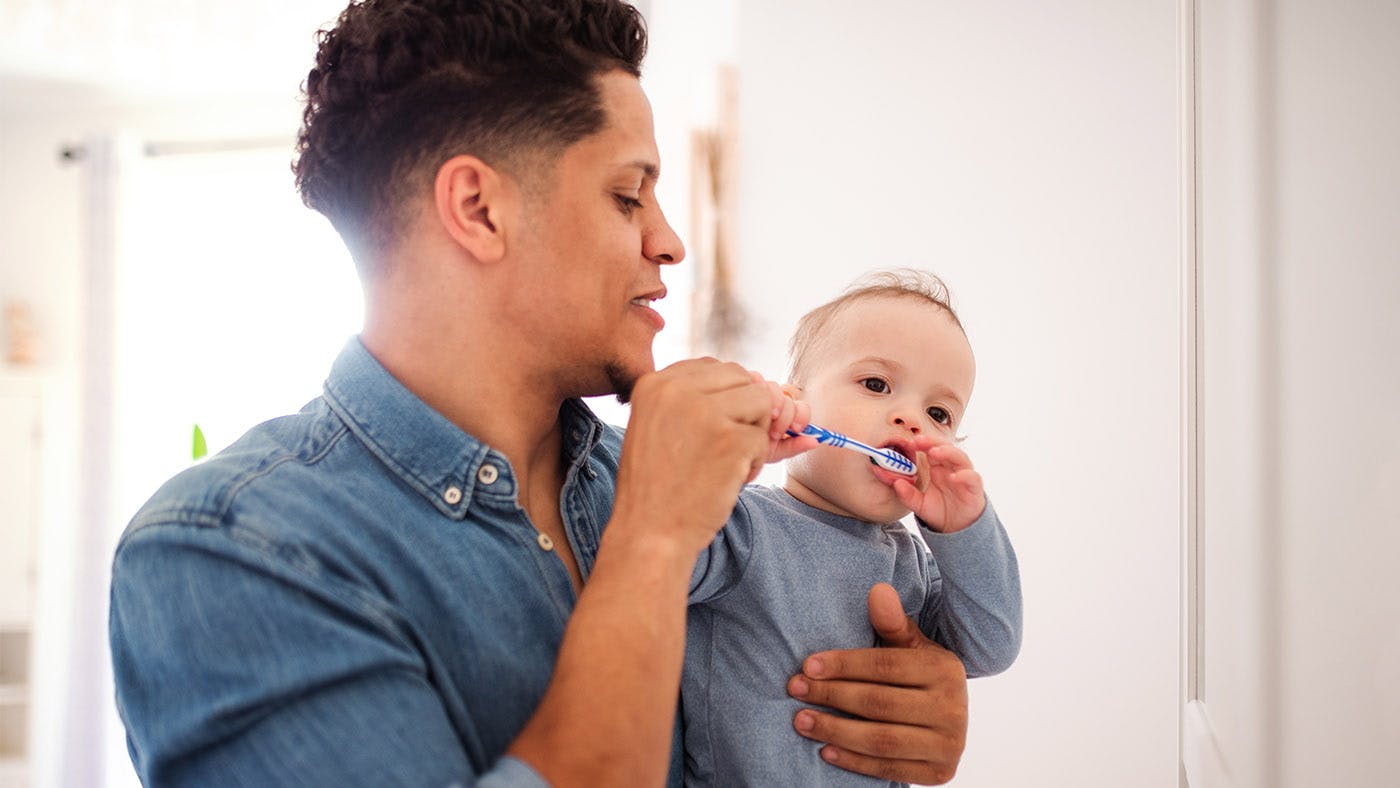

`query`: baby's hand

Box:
[754,376,817,464]
[891,436,986,533]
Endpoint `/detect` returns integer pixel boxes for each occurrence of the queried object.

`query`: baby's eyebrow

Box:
[936,385,967,411]
[848,356,902,372]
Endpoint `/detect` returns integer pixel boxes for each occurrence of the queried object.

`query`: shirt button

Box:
[537,533,555,551]
[443,486,463,505]
[477,464,499,485]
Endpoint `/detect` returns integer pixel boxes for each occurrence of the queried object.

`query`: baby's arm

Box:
[917,500,1022,677]
[891,438,1021,676]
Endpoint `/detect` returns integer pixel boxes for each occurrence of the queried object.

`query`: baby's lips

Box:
[868,461,912,487]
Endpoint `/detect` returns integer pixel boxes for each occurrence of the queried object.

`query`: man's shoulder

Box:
[121,398,352,541]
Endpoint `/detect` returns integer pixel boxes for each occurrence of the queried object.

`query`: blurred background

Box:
[1,1,1396,787]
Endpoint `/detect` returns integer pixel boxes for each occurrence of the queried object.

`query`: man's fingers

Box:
[866,583,916,645]
[659,358,764,394]
[792,709,963,769]
[713,383,779,428]
[803,643,966,688]
[809,744,960,786]
[787,675,929,726]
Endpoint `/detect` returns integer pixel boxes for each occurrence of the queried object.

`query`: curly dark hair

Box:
[293,0,648,265]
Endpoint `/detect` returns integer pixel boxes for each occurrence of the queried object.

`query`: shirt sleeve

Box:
[686,489,758,604]
[915,497,1023,677]
[109,521,547,788]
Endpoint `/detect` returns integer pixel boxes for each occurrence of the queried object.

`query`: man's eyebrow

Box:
[618,160,660,181]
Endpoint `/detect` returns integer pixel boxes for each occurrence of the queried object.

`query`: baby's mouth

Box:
[877,439,917,465]
[867,444,916,476]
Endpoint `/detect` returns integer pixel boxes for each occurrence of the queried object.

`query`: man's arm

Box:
[111,359,773,788]
[111,525,496,787]
[507,359,774,787]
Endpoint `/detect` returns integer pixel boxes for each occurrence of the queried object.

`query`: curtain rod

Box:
[58,136,293,164]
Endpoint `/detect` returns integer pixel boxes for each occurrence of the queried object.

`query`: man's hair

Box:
[787,269,965,386]
[293,0,648,267]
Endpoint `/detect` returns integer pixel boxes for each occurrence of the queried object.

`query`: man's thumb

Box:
[868,582,919,647]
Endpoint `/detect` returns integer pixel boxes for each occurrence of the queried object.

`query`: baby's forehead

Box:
[828,294,959,338]
[798,295,963,368]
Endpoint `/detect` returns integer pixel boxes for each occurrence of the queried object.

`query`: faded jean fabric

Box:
[110,337,689,787]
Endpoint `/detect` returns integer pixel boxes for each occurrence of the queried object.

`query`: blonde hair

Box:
[787,268,963,386]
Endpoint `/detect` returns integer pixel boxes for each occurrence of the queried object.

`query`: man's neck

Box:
[360,317,571,499]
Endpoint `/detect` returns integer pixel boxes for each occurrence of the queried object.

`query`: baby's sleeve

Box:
[917,498,1023,677]
[687,489,758,604]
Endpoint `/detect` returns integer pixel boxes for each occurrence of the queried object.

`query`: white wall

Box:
[1272,1,1400,780]
[1190,0,1400,786]
[735,2,1182,786]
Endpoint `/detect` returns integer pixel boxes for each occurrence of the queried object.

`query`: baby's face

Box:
[785,295,975,522]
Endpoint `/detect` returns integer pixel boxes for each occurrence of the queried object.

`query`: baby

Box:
[681,269,1022,787]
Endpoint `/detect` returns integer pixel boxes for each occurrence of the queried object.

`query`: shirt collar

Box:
[322,337,606,516]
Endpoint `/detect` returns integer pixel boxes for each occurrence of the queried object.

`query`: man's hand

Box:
[612,358,775,555]
[787,583,968,785]
[886,435,986,534]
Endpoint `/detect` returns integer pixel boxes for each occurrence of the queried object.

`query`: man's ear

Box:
[434,155,508,264]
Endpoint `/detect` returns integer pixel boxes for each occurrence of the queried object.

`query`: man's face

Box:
[507,70,684,400]
[786,295,976,522]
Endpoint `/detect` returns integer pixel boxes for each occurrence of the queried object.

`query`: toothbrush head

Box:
[869,448,916,476]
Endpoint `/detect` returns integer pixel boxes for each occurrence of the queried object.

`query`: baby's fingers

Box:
[891,478,923,511]
[770,394,798,440]
[949,468,985,499]
[925,442,974,472]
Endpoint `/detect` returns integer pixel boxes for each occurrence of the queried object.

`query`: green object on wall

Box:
[192,424,208,461]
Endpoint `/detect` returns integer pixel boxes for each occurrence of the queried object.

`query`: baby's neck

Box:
[782,477,862,520]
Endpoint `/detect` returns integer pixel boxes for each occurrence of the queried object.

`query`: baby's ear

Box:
[780,383,804,400]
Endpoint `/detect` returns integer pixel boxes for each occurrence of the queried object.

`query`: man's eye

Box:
[614,194,643,214]
[927,406,951,425]
[860,378,889,394]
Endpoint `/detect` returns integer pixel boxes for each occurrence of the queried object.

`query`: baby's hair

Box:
[786,268,963,387]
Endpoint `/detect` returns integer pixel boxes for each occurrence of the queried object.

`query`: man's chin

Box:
[603,359,650,404]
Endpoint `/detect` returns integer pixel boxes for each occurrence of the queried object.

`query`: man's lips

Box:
[629,289,666,330]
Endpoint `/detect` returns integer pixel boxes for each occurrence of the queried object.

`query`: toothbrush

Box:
[787,423,917,476]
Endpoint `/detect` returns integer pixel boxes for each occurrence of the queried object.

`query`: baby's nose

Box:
[892,416,922,434]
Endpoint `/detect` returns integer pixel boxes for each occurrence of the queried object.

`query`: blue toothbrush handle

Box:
[785,423,916,474]
[788,423,838,444]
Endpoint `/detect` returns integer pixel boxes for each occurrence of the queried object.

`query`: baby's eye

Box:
[927,406,951,425]
[860,378,889,394]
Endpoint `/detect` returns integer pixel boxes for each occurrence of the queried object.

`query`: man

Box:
[109,1,970,785]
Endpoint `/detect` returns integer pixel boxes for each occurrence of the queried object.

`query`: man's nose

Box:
[644,205,686,265]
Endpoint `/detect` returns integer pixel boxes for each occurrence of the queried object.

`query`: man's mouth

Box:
[629,288,667,330]
[629,285,667,308]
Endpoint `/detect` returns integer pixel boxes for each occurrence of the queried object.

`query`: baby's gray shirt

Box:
[682,484,1022,787]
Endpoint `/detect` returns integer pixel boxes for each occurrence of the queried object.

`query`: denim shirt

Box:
[110,337,678,786]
